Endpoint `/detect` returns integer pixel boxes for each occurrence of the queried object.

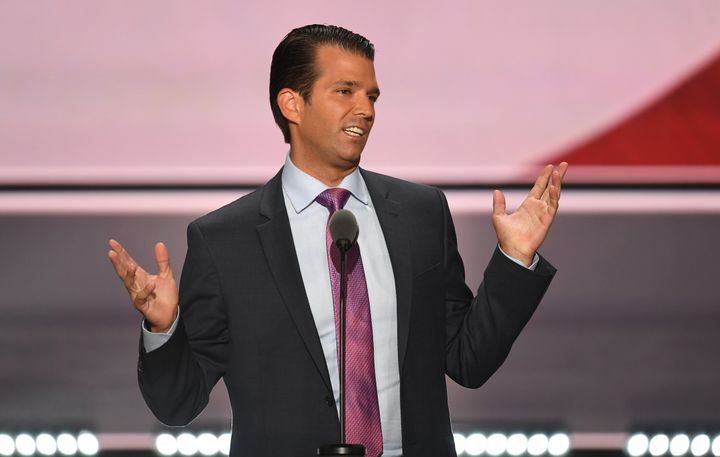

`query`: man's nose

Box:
[354,95,375,121]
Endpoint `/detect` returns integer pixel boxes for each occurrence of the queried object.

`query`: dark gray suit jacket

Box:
[137,168,556,457]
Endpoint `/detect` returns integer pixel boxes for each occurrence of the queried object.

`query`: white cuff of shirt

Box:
[141,313,179,353]
[497,244,539,271]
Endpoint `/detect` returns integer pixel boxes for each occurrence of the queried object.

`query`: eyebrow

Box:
[334,80,381,97]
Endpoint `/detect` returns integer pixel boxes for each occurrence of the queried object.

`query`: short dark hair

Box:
[269,24,375,144]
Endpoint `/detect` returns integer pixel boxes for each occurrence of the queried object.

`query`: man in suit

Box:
[108,24,567,457]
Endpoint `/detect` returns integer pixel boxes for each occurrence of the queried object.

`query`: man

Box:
[108,24,567,457]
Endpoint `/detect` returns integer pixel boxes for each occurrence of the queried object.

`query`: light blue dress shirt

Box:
[280,155,403,455]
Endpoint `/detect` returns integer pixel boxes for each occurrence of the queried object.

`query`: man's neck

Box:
[289,151,358,187]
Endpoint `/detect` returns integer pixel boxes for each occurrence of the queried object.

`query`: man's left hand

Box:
[492,162,569,266]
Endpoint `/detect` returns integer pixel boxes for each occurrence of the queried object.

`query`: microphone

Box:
[318,208,366,457]
[329,209,359,253]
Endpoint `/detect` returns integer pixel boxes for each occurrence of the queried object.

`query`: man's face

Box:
[291,45,380,172]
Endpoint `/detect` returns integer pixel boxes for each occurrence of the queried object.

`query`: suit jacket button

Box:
[325,396,335,407]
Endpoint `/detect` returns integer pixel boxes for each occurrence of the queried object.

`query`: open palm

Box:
[492,163,568,266]
[108,239,179,332]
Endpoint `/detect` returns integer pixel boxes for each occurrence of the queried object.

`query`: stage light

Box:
[453,433,466,455]
[36,434,57,456]
[176,433,198,456]
[196,433,218,456]
[56,434,78,456]
[465,433,487,456]
[649,434,670,456]
[0,434,14,456]
[689,435,710,457]
[548,433,570,456]
[217,433,230,456]
[487,433,508,456]
[507,433,528,456]
[155,433,177,456]
[76,433,98,456]
[711,435,720,456]
[670,435,690,456]
[527,434,549,456]
[627,433,650,456]
[16,434,36,456]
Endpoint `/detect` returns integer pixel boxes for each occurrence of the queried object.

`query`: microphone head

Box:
[329,209,359,251]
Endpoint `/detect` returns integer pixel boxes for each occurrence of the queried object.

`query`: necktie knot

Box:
[315,188,352,215]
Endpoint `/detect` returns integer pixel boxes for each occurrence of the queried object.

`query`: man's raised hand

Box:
[491,162,568,267]
[107,239,179,332]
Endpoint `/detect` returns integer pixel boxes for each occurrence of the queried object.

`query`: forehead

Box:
[313,45,377,85]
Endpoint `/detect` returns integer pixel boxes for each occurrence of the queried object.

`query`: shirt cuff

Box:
[141,312,179,353]
[497,244,539,271]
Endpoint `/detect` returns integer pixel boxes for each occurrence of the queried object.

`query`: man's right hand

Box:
[108,239,179,333]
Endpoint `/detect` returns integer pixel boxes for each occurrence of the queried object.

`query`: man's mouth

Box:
[343,126,366,137]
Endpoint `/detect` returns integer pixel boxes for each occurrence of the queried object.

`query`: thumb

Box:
[155,242,172,276]
[492,190,506,217]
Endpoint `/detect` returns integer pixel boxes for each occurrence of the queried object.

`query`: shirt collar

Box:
[281,153,370,214]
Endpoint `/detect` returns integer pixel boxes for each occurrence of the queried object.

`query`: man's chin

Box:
[334,145,364,167]
[338,152,362,170]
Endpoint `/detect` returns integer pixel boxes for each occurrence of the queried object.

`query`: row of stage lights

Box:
[156,432,717,457]
[155,431,570,457]
[2,430,719,456]
[454,433,570,457]
[155,433,231,456]
[0,431,564,457]
[626,434,720,457]
[154,431,571,457]
[0,433,99,457]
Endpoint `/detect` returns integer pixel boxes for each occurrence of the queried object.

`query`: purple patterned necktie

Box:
[315,188,383,457]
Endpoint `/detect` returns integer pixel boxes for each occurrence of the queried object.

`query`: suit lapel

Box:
[256,170,333,394]
[361,170,413,372]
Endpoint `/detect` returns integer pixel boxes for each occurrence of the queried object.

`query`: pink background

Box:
[2,0,720,184]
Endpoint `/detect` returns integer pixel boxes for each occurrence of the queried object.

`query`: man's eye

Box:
[369,96,378,103]
[337,89,351,95]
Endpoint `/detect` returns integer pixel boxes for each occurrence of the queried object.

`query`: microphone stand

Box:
[317,239,366,457]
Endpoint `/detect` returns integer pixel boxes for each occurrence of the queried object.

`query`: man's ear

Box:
[277,88,302,126]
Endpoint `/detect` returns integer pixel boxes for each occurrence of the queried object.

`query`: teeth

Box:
[344,127,365,136]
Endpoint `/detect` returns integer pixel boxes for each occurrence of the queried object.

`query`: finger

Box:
[547,183,560,215]
[492,190,506,216]
[540,183,550,203]
[122,262,139,291]
[107,249,123,273]
[550,161,568,205]
[133,281,156,308]
[108,240,126,270]
[550,161,568,200]
[542,170,560,204]
[109,239,140,274]
[557,162,569,181]
[108,238,123,252]
[540,162,569,202]
[108,239,133,266]
[155,242,172,277]
[107,249,134,283]
[529,165,553,199]
[552,170,562,199]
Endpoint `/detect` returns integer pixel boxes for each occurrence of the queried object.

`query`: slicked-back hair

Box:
[269,24,375,144]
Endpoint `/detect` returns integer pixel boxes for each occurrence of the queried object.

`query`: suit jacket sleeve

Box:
[137,220,229,425]
[439,189,556,388]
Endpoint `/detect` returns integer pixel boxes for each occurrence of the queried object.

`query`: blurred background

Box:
[1,1,719,457]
